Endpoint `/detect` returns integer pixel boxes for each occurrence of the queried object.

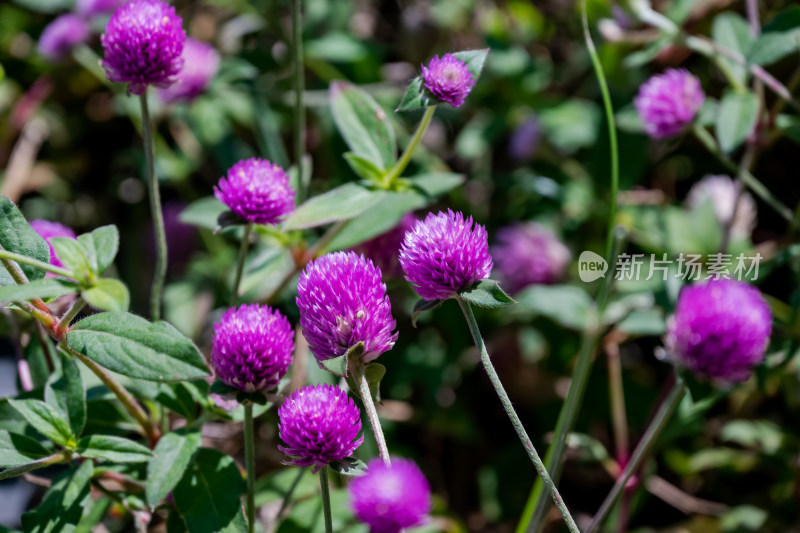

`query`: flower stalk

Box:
[382,105,435,188]
[319,467,333,533]
[244,402,257,533]
[354,364,391,466]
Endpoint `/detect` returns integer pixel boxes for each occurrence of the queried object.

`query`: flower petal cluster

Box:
[214,158,295,225]
[100,0,186,95]
[421,53,475,107]
[356,213,416,279]
[665,279,772,383]
[38,14,90,61]
[278,383,364,472]
[491,222,570,293]
[399,210,493,301]
[30,220,77,269]
[211,304,294,392]
[158,38,219,103]
[297,252,398,364]
[686,175,756,240]
[349,457,432,533]
[634,69,704,139]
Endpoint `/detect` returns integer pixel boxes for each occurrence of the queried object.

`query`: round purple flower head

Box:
[100,0,186,95]
[38,14,90,61]
[211,304,294,392]
[30,220,76,269]
[665,280,772,383]
[491,222,571,293]
[349,457,432,533]
[158,38,220,103]
[400,210,493,301]
[297,251,398,364]
[278,383,364,473]
[214,158,295,225]
[421,53,476,107]
[77,0,124,18]
[634,69,705,139]
[356,213,417,279]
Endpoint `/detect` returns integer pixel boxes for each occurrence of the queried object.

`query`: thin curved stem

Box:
[457,298,580,533]
[277,467,307,520]
[0,249,73,279]
[231,223,253,307]
[244,403,256,533]
[139,92,168,322]
[0,451,70,481]
[319,467,333,533]
[355,366,391,466]
[382,105,435,188]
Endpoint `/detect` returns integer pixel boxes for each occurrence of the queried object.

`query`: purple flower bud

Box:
[76,0,124,18]
[421,53,476,107]
[278,383,364,473]
[211,304,294,392]
[634,69,704,139]
[38,14,90,61]
[100,0,186,95]
[399,210,493,301]
[214,158,295,225]
[349,457,432,533]
[29,219,76,269]
[665,280,772,383]
[685,175,756,240]
[297,252,398,364]
[491,222,571,293]
[158,38,219,103]
[356,213,417,279]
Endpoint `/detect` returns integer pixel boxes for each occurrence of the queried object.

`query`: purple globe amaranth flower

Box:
[491,222,571,293]
[77,0,124,18]
[421,53,475,107]
[214,158,295,225]
[158,38,219,103]
[100,0,186,95]
[634,69,705,139]
[349,457,432,533]
[30,220,77,269]
[665,280,772,383]
[38,14,90,61]
[297,251,398,364]
[356,213,417,279]
[278,383,364,473]
[686,175,756,240]
[399,210,493,301]
[211,304,294,392]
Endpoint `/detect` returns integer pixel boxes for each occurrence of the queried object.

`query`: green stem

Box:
[139,92,168,322]
[319,467,333,533]
[585,375,686,533]
[244,403,256,533]
[382,105,436,188]
[292,0,307,202]
[56,297,86,336]
[457,298,580,533]
[355,365,391,466]
[0,451,70,481]
[231,223,253,307]
[0,250,73,279]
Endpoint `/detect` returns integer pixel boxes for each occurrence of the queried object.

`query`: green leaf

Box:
[45,352,86,438]
[319,342,365,378]
[179,196,229,230]
[747,6,800,66]
[712,13,753,86]
[453,48,491,78]
[147,428,203,509]
[76,435,152,463]
[412,299,442,327]
[329,456,367,477]
[82,279,130,312]
[513,285,598,332]
[66,312,210,382]
[173,448,247,533]
[459,279,516,309]
[283,183,385,230]
[0,196,51,285]
[50,237,93,282]
[716,90,760,153]
[0,430,51,467]
[76,225,119,276]
[21,460,94,533]
[539,99,601,153]
[330,81,396,170]
[343,152,384,182]
[0,278,79,303]
[396,49,490,111]
[347,362,386,404]
[8,399,74,446]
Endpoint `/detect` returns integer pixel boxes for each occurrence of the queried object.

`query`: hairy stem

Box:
[0,451,70,481]
[382,105,435,188]
[244,403,256,533]
[56,297,86,336]
[231,223,253,307]
[139,92,168,321]
[0,249,73,279]
[356,366,391,466]
[319,467,333,533]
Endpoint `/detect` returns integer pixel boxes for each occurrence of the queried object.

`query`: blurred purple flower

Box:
[38,14,90,61]
[665,280,772,383]
[508,116,541,162]
[211,304,294,392]
[356,213,416,279]
[399,210,493,301]
[491,222,571,293]
[297,251,398,364]
[214,158,295,225]
[278,383,364,473]
[349,457,432,533]
[158,38,220,103]
[76,0,124,18]
[30,219,76,269]
[100,0,186,95]
[422,53,475,107]
[634,69,704,139]
[685,175,756,240]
